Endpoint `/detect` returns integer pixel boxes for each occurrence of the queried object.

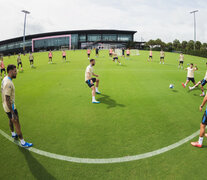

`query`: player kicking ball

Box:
[191,95,207,148]
[182,63,198,88]
[85,59,101,104]
[189,70,207,97]
[1,65,33,147]
[113,52,121,65]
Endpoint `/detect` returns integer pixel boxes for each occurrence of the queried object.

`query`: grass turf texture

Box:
[0,50,207,179]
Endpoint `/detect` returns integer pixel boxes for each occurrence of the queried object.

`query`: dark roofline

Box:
[0,29,137,45]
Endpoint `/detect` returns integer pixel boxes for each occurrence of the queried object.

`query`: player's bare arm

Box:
[6,95,17,121]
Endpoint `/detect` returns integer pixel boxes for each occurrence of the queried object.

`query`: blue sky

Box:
[0,0,206,42]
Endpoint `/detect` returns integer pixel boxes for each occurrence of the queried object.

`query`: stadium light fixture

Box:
[21,10,30,53]
[190,10,198,50]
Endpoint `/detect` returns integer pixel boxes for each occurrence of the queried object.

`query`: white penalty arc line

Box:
[0,128,200,164]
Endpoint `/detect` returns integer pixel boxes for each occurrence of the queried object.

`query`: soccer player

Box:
[148,49,153,62]
[122,48,125,58]
[17,54,23,71]
[109,49,113,58]
[87,49,91,60]
[95,48,99,58]
[182,63,198,88]
[160,50,165,64]
[29,52,34,68]
[48,50,53,64]
[126,49,130,59]
[178,53,184,69]
[85,59,101,104]
[191,95,207,148]
[0,56,6,80]
[1,65,33,147]
[189,70,207,96]
[112,52,121,65]
[62,50,66,62]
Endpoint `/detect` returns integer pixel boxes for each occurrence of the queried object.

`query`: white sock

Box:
[92,96,96,101]
[202,91,205,95]
[20,139,25,145]
[198,137,203,145]
[191,86,195,90]
[184,83,187,86]
[11,132,16,136]
[96,87,99,92]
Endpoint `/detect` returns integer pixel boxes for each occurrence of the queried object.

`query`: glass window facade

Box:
[102,34,117,41]
[87,34,101,42]
[79,34,86,42]
[118,34,132,41]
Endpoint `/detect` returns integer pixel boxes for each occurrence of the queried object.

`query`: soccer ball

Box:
[169,84,174,89]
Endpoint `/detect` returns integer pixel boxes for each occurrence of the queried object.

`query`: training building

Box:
[0,29,137,55]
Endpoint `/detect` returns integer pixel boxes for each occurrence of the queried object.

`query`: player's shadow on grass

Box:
[18,147,56,180]
[97,94,125,109]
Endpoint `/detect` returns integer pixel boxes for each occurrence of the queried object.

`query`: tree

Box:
[166,42,173,51]
[186,40,194,51]
[173,39,181,50]
[181,41,188,50]
[195,41,202,50]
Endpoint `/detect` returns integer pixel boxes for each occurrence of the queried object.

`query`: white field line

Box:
[0,128,200,164]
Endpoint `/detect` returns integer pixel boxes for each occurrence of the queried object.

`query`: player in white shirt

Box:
[160,50,165,64]
[189,68,207,96]
[85,59,101,104]
[182,63,198,88]
[178,53,184,69]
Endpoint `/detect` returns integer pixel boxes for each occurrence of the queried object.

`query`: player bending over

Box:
[182,63,198,88]
[1,65,33,147]
[160,50,165,64]
[85,59,101,104]
[191,95,207,148]
[178,53,184,69]
[0,56,6,80]
[48,50,53,64]
[87,49,91,60]
[113,52,121,65]
[62,50,67,62]
[148,49,153,62]
[189,70,207,97]
[29,52,34,68]
[17,54,23,71]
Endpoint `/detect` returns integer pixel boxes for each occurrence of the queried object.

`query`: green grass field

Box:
[1,50,207,179]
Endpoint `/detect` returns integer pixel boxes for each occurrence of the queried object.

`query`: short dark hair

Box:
[90,59,95,62]
[7,64,16,73]
[190,63,193,65]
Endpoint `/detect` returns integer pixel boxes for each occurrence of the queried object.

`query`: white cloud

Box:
[0,0,206,42]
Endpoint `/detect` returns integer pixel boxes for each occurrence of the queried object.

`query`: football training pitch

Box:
[0,50,207,179]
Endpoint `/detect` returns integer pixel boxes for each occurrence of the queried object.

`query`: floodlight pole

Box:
[21,10,30,53]
[190,10,198,50]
